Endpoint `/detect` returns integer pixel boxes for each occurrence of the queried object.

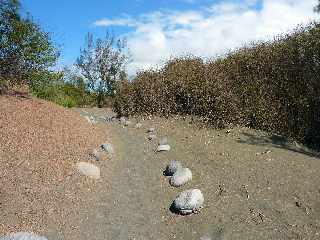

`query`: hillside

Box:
[0,93,106,236]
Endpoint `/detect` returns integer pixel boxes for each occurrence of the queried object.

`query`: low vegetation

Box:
[114,22,320,149]
[30,70,97,108]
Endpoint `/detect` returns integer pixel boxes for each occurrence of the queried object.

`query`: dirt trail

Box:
[67,113,171,239]
[51,108,320,240]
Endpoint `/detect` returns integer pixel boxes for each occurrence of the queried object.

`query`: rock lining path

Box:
[45,108,320,240]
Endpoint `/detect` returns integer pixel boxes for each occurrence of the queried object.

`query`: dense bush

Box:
[114,22,320,148]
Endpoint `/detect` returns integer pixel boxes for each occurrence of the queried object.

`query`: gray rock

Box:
[169,167,192,187]
[76,162,101,179]
[0,232,48,240]
[172,189,204,215]
[157,144,170,152]
[101,142,114,156]
[90,149,101,161]
[164,160,182,176]
[148,134,157,141]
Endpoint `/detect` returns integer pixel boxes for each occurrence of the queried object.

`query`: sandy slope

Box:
[0,95,106,235]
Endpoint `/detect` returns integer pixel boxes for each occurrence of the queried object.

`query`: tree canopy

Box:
[0,0,59,86]
[76,32,129,106]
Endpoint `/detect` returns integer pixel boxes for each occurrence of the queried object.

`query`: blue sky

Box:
[20,0,318,75]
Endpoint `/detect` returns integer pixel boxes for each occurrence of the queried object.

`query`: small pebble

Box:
[147,127,155,133]
[157,144,170,152]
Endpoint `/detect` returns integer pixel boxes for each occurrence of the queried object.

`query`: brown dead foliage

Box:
[114,22,320,149]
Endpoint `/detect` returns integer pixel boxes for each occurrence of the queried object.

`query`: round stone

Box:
[172,189,204,215]
[169,167,192,187]
[164,160,182,176]
[101,142,114,156]
[148,134,157,140]
[76,162,101,179]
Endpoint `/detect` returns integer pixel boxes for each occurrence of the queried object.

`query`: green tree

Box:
[0,0,59,88]
[76,32,129,107]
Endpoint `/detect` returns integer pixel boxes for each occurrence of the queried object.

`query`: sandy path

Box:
[57,108,320,240]
[71,119,170,239]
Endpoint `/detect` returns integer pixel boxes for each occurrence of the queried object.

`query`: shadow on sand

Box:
[237,132,320,159]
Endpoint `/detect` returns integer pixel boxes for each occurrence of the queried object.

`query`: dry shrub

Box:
[114,22,320,148]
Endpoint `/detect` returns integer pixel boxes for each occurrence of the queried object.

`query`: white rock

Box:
[147,127,155,133]
[101,142,114,156]
[0,232,48,240]
[172,189,204,215]
[76,162,100,179]
[157,144,171,152]
[164,160,182,176]
[169,168,192,187]
[159,137,168,145]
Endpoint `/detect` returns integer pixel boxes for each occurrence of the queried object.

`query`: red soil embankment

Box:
[0,93,106,234]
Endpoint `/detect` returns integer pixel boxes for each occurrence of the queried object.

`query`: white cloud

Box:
[94,0,319,76]
[94,18,138,27]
